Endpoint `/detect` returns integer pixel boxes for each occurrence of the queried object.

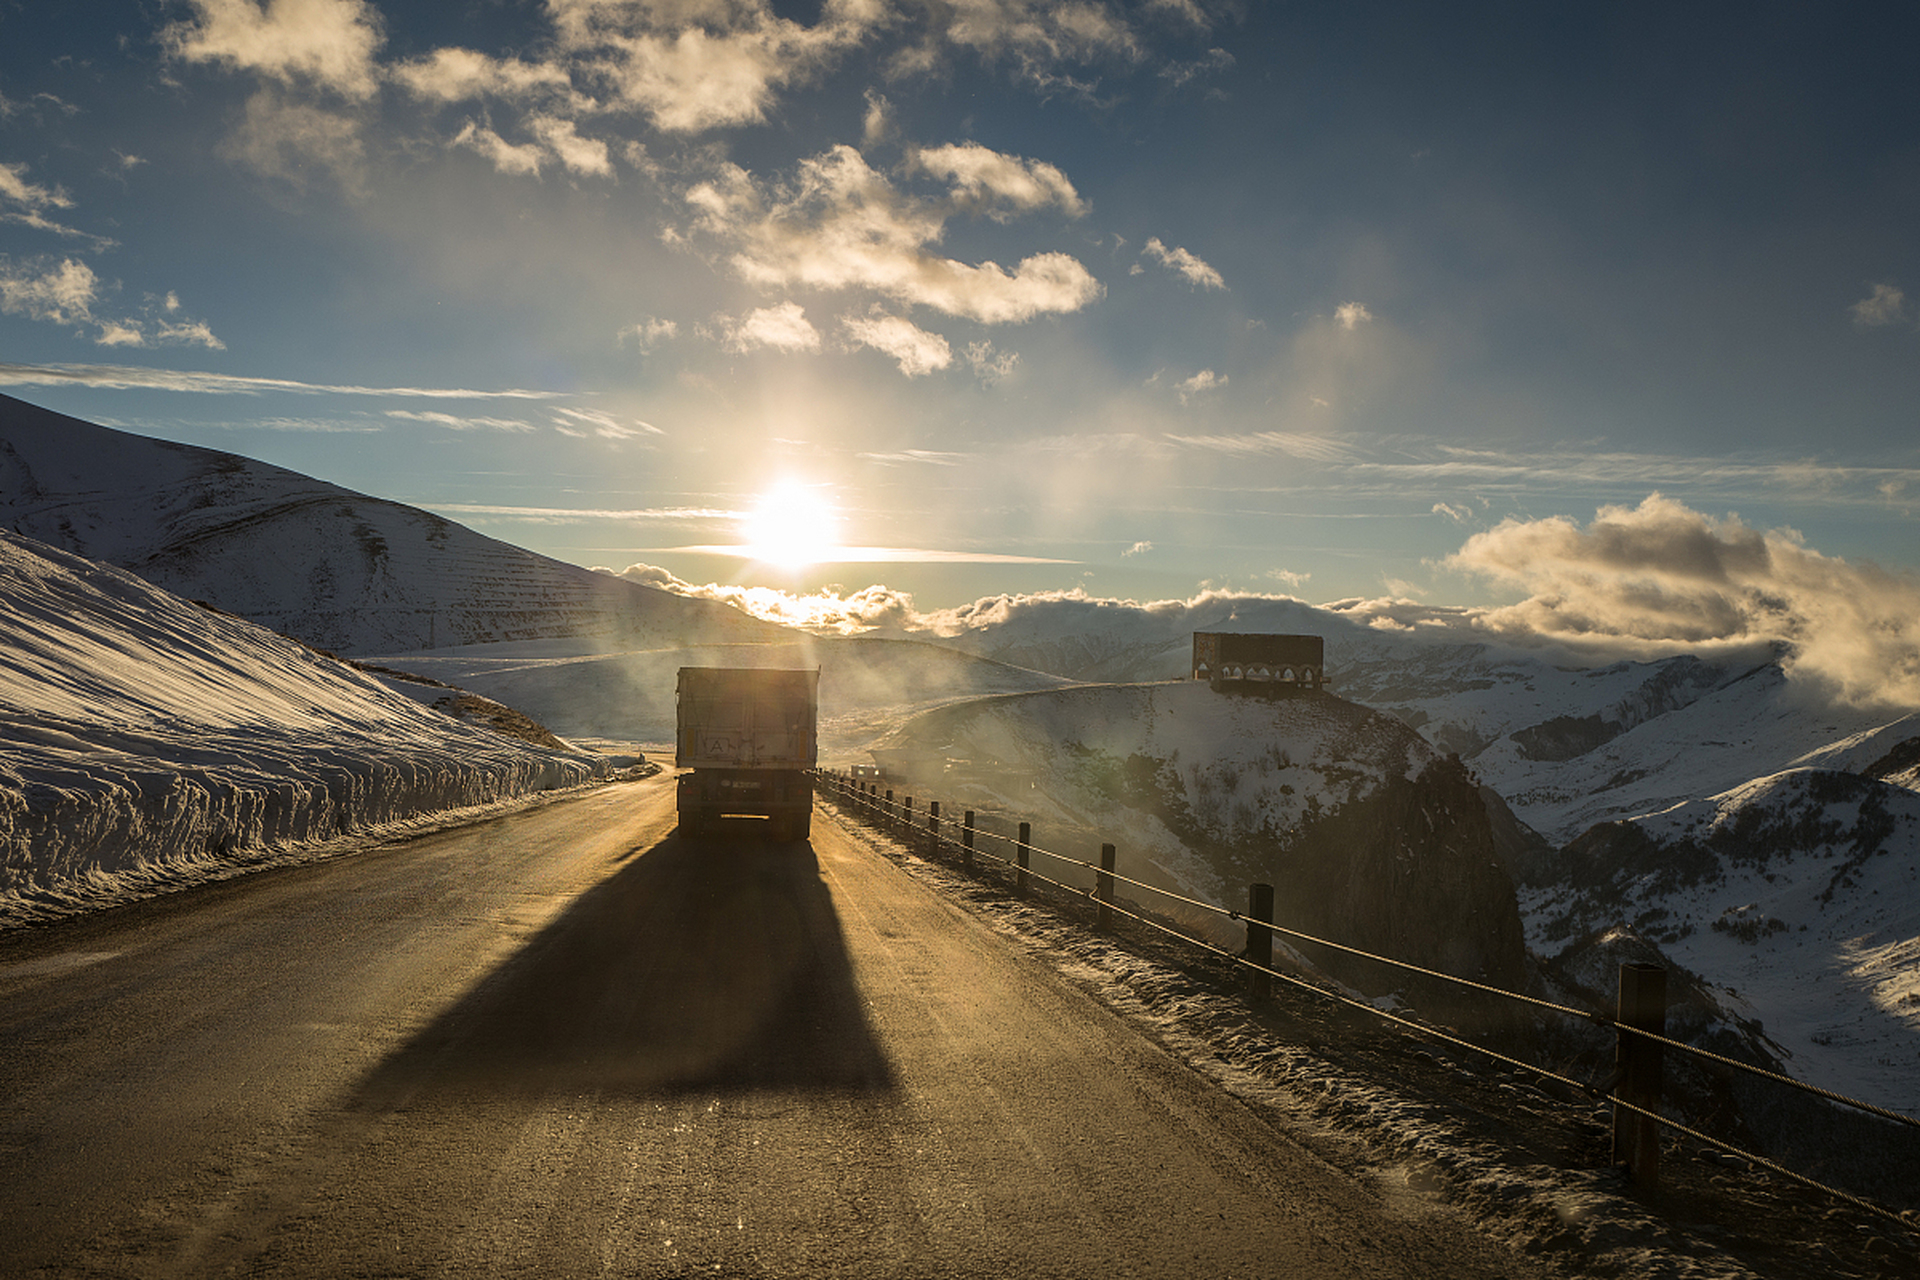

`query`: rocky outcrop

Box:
[877,682,1531,1015]
[1254,752,1529,1018]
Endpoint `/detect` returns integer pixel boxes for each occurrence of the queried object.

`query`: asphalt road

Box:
[0,776,1547,1279]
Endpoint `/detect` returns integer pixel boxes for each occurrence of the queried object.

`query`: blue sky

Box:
[3,2,1919,651]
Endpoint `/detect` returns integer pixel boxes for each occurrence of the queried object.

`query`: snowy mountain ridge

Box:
[0,394,786,654]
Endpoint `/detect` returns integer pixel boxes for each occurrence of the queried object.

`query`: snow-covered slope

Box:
[1529,767,1920,1115]
[0,531,610,926]
[0,394,785,655]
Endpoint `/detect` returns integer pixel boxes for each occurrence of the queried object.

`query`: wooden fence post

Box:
[1612,962,1667,1184]
[1016,822,1031,898]
[929,800,941,857]
[962,810,975,871]
[902,796,912,838]
[1097,843,1116,931]
[1247,883,1274,1002]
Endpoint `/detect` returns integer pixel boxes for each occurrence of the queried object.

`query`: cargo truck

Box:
[674,666,819,841]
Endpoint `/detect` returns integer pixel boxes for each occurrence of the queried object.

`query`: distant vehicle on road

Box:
[674,667,818,841]
[850,764,882,784]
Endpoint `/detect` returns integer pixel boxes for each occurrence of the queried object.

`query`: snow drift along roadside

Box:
[0,532,611,927]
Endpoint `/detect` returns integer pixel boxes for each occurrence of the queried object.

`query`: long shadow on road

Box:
[354,829,895,1102]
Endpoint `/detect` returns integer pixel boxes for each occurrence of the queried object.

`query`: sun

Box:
[739,481,842,568]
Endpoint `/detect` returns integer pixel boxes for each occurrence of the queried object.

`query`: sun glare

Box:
[740,482,841,568]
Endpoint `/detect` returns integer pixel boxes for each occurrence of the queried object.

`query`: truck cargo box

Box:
[675,667,818,840]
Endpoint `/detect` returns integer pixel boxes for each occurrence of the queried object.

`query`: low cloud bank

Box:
[608,495,1920,710]
[608,564,923,633]
[1444,495,1920,709]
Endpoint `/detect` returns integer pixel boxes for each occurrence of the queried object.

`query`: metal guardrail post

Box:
[1247,883,1274,1002]
[1613,961,1667,1184]
[962,810,975,871]
[1016,822,1030,898]
[1097,843,1116,931]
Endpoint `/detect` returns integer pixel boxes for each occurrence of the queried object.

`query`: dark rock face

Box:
[1479,783,1558,885]
[1510,712,1621,763]
[1262,753,1530,1019]
[1864,733,1920,787]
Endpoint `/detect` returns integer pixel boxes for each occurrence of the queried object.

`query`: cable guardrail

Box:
[813,769,1920,1236]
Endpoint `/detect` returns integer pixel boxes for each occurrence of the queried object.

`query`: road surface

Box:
[0,775,1545,1278]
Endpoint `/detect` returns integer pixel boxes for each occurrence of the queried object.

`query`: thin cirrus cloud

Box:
[0,162,94,241]
[665,543,1077,564]
[552,406,663,439]
[384,409,537,431]
[1157,431,1920,509]
[435,503,731,522]
[0,361,565,399]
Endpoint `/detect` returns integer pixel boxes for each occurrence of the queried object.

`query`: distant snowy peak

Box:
[0,395,787,655]
[1866,735,1920,791]
[1527,765,1920,1113]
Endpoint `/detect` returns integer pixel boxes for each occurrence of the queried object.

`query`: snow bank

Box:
[0,533,610,926]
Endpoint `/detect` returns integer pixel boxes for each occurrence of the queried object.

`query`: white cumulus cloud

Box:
[913,142,1088,220]
[546,0,879,134]
[710,300,822,353]
[1335,301,1374,329]
[163,0,385,100]
[1141,236,1223,289]
[1851,282,1908,328]
[679,144,1102,323]
[1177,368,1226,403]
[841,312,953,376]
